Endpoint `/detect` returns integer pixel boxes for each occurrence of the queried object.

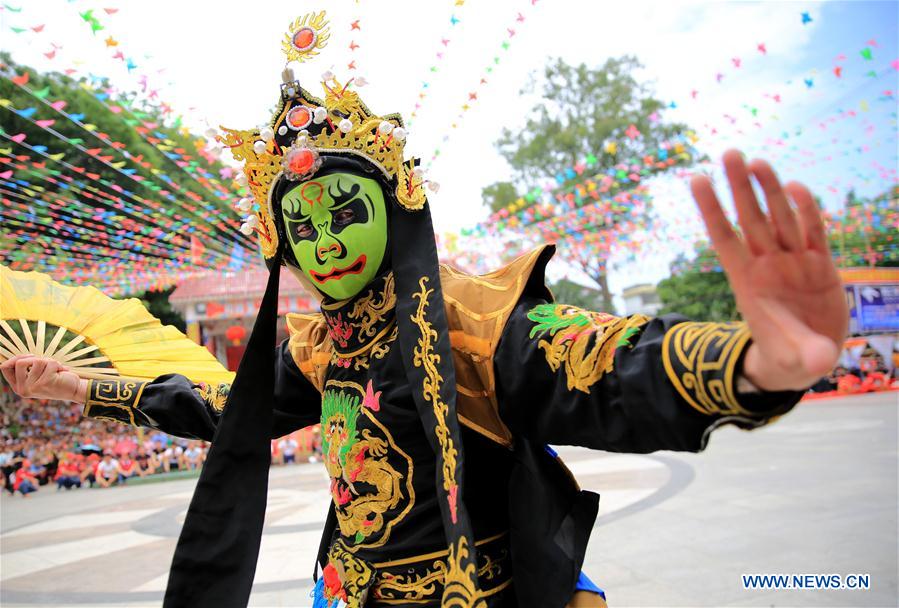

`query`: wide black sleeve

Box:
[494,297,803,453]
[82,340,320,442]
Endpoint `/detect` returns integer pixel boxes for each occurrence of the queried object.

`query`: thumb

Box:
[799,334,840,379]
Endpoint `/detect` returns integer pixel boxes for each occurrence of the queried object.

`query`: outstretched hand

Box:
[690,150,848,392]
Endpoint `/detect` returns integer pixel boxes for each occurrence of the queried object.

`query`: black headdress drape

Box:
[163,250,281,607]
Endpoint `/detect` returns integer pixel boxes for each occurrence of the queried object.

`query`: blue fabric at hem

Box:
[576,571,606,600]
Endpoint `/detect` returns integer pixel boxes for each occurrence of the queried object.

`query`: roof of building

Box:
[622,283,657,297]
[170,268,312,304]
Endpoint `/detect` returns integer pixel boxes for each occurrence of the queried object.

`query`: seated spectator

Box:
[0,442,18,495]
[861,371,889,392]
[36,448,57,486]
[279,437,299,465]
[13,459,39,497]
[55,453,82,490]
[162,443,184,473]
[183,442,205,470]
[134,447,157,478]
[150,431,168,454]
[25,457,48,487]
[81,453,100,487]
[118,454,138,483]
[837,372,862,394]
[96,453,121,488]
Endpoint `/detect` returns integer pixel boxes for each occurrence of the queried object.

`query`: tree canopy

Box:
[0,52,251,294]
[656,244,738,322]
[481,56,696,313]
[494,56,688,184]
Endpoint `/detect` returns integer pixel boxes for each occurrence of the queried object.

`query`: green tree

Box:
[484,56,693,312]
[496,56,686,180]
[481,181,519,214]
[656,244,739,322]
[139,287,186,331]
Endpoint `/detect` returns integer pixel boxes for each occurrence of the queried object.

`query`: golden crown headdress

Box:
[218,11,429,260]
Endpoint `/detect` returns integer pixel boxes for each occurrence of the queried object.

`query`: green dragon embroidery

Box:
[321,389,361,471]
[526,303,649,393]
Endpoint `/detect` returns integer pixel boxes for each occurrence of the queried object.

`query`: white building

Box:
[622,283,662,317]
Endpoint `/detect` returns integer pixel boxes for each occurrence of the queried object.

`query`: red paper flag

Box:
[191,235,206,265]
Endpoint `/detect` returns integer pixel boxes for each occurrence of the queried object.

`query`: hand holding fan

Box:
[0,265,235,386]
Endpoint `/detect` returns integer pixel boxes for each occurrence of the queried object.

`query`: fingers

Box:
[690,174,749,278]
[1,356,64,399]
[786,181,829,253]
[0,354,29,368]
[15,357,34,392]
[722,150,778,255]
[0,360,18,391]
[29,357,47,377]
[748,159,803,251]
[36,359,60,388]
[22,358,47,398]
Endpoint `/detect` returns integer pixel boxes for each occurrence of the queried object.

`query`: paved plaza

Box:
[1,392,896,607]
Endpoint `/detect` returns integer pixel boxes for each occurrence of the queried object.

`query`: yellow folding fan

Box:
[0,265,235,385]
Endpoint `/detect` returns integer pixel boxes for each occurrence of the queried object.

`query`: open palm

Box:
[691,150,849,391]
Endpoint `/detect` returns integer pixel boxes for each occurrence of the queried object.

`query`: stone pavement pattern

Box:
[1,392,896,607]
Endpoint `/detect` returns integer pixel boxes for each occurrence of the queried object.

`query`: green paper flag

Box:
[860,48,873,60]
[33,86,51,99]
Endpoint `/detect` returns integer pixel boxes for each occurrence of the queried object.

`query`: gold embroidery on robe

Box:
[527,303,649,394]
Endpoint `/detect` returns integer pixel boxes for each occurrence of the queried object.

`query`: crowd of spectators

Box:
[808,349,898,395]
[1,389,321,498]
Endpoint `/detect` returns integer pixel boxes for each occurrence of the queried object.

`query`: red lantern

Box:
[225,325,246,346]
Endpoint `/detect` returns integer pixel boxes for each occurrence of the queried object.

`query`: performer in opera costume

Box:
[1,12,848,608]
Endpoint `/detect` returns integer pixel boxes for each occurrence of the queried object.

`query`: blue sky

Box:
[757,1,897,203]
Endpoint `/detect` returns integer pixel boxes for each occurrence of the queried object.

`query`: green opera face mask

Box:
[280,172,388,300]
